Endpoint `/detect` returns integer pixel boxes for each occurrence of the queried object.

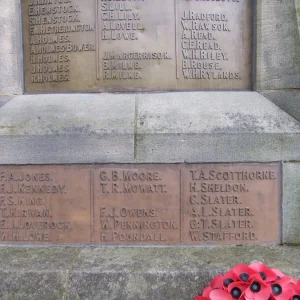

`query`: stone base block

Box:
[0,92,300,164]
[0,246,299,300]
[0,94,135,164]
[0,91,300,244]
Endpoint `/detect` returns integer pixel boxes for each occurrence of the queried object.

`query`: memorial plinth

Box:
[0,0,296,247]
[1,0,300,298]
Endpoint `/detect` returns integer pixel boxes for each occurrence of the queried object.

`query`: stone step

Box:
[0,92,300,164]
[0,245,299,300]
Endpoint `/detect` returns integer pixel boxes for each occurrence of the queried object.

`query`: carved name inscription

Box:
[93,166,180,244]
[182,165,280,244]
[0,166,90,243]
[22,0,252,92]
[0,164,280,245]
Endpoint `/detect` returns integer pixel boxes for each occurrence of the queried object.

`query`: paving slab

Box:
[0,245,298,300]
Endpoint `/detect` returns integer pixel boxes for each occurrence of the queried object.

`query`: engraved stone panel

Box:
[0,166,91,244]
[22,0,252,93]
[93,165,180,244]
[0,164,280,245]
[181,164,281,245]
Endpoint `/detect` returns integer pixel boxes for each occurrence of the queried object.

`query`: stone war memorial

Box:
[0,0,300,299]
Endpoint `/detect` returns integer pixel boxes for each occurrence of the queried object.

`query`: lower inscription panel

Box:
[0,164,281,245]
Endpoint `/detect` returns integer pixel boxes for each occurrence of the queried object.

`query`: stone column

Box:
[0,0,23,95]
[256,0,300,90]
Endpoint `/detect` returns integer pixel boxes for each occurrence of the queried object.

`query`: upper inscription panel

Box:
[22,0,252,93]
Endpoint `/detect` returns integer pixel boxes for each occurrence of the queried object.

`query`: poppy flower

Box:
[290,277,298,284]
[269,276,293,300]
[290,280,300,300]
[201,274,224,297]
[210,289,238,300]
[228,281,249,299]
[271,269,285,280]
[249,263,277,282]
[195,296,210,300]
[194,263,300,300]
[202,286,213,298]
[211,274,224,289]
[244,274,271,300]
[223,270,239,290]
[233,264,257,283]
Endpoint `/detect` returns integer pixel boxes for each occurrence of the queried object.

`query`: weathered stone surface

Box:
[0,135,134,164]
[136,92,300,163]
[283,163,300,244]
[296,0,300,31]
[0,247,77,300]
[0,246,299,300]
[0,96,14,109]
[261,91,300,123]
[0,94,135,164]
[0,0,23,95]
[256,0,300,90]
[0,94,135,136]
[1,93,300,164]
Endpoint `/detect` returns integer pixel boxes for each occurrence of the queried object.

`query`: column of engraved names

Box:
[28,0,95,84]
[179,1,242,81]
[101,0,172,81]
[183,166,279,244]
[93,167,180,244]
[0,169,70,243]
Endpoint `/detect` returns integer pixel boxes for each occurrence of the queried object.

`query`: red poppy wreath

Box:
[195,263,300,300]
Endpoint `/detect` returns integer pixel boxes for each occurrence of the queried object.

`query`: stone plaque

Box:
[0,165,91,244]
[181,164,280,244]
[0,164,280,245]
[93,165,180,244]
[22,0,252,93]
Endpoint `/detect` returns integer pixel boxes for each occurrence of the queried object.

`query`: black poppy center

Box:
[272,284,282,295]
[231,287,242,299]
[224,278,234,288]
[293,296,300,300]
[259,272,267,280]
[240,273,250,282]
[250,281,261,293]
